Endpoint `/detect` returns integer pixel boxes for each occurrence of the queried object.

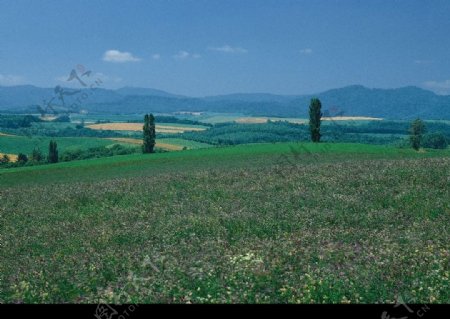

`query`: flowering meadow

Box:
[1,143,449,303]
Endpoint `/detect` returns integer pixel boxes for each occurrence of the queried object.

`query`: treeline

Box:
[3,126,131,138]
[329,120,450,136]
[0,143,143,169]
[176,120,450,148]
[178,122,308,145]
[127,115,212,127]
[0,114,42,128]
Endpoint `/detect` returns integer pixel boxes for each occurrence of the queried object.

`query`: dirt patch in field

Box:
[235,117,269,124]
[0,153,18,161]
[87,123,205,133]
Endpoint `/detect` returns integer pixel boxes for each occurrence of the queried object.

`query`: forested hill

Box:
[1,84,449,119]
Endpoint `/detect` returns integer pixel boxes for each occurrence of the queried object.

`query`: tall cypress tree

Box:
[143,114,156,153]
[409,118,426,151]
[309,98,322,143]
[48,140,58,163]
[149,113,156,152]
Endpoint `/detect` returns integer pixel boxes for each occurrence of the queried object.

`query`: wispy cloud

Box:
[151,54,161,60]
[423,80,450,95]
[208,45,248,54]
[103,50,141,63]
[414,59,433,65]
[0,74,25,86]
[300,48,313,55]
[173,51,201,60]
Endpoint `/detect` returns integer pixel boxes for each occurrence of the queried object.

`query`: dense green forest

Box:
[175,120,450,147]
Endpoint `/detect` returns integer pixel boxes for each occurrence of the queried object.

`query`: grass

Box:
[104,137,212,151]
[1,142,449,303]
[1,142,448,187]
[157,138,213,150]
[0,135,119,156]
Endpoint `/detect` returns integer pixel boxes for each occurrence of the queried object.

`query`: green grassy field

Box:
[1,142,449,303]
[157,138,212,150]
[0,135,123,156]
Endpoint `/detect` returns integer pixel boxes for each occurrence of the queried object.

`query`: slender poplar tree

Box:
[309,98,323,143]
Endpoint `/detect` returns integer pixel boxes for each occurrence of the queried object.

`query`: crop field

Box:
[0,152,18,161]
[86,122,207,133]
[1,143,449,303]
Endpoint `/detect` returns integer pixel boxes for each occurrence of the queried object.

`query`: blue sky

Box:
[1,0,450,96]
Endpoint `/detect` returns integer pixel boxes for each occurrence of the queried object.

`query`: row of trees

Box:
[307,98,443,150]
[0,141,59,166]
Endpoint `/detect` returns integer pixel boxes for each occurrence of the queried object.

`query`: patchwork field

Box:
[1,143,449,303]
[86,122,207,133]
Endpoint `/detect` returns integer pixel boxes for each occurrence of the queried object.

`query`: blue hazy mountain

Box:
[0,85,449,119]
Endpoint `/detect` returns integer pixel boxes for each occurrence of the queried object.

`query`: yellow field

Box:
[105,138,184,151]
[235,117,269,124]
[87,123,205,133]
[0,153,18,162]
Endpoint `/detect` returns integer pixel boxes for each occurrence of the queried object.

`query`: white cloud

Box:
[300,48,313,55]
[103,50,141,63]
[152,54,161,60]
[423,80,450,95]
[0,74,25,86]
[173,50,201,60]
[208,45,248,54]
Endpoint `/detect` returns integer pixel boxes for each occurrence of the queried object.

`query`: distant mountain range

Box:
[1,84,449,119]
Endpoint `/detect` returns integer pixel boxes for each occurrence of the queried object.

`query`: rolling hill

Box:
[1,84,449,119]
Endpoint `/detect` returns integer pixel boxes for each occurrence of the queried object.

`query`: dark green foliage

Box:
[172,120,450,147]
[75,118,85,129]
[4,126,129,138]
[60,144,139,162]
[409,118,426,150]
[179,122,309,145]
[309,98,322,142]
[128,115,212,127]
[48,140,59,163]
[422,133,448,149]
[30,147,44,162]
[0,114,42,128]
[17,153,28,163]
[52,115,71,122]
[142,114,156,153]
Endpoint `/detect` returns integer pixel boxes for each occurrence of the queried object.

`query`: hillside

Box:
[1,85,449,119]
[1,143,449,303]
